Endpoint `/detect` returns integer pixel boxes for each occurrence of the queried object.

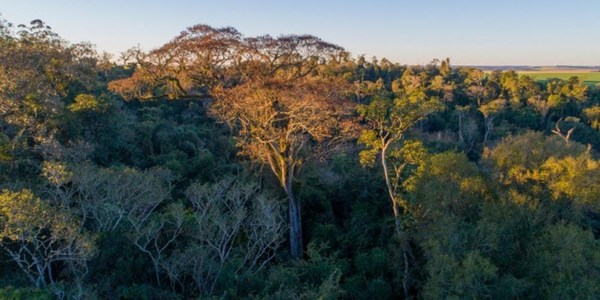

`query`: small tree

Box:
[0,189,94,291]
[132,202,186,289]
[479,98,506,147]
[71,164,173,232]
[465,68,487,106]
[185,176,284,294]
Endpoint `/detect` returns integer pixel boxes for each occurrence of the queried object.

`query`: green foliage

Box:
[583,105,600,129]
[0,189,94,296]
[527,224,600,299]
[255,243,345,299]
[68,94,107,112]
[406,151,490,220]
[2,16,600,300]
[115,284,181,300]
[422,251,498,299]
[541,153,600,208]
[519,72,600,86]
[483,131,587,188]
[0,286,52,300]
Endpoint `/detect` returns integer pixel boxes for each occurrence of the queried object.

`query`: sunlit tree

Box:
[0,189,94,291]
[210,35,354,258]
[357,93,443,233]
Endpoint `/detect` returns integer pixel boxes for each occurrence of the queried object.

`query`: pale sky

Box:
[1,0,599,65]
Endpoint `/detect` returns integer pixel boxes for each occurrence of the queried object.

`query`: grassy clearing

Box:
[518,72,600,86]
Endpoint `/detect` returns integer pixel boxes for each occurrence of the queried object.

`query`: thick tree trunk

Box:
[266,151,303,258]
[285,183,303,258]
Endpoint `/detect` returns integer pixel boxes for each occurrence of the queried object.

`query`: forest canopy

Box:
[1,18,600,299]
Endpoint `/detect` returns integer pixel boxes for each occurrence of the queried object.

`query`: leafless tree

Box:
[132,202,185,288]
[185,176,284,294]
[71,164,173,232]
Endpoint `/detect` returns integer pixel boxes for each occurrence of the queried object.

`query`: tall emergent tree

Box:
[358,92,443,234]
[109,25,354,258]
[210,35,354,258]
[357,82,443,297]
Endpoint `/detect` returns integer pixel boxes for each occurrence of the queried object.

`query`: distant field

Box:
[512,67,600,86]
[478,66,600,86]
[518,71,600,86]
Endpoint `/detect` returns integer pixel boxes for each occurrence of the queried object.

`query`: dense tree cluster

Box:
[1,18,600,299]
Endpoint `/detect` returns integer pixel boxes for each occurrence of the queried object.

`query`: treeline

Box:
[0,19,600,299]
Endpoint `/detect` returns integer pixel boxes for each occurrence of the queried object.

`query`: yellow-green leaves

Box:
[405,152,488,200]
[356,96,393,128]
[389,140,426,166]
[357,93,443,169]
[68,94,107,113]
[541,154,600,208]
[357,86,444,231]
[358,94,444,147]
[0,188,94,288]
[357,130,381,167]
[0,134,12,162]
[0,189,51,241]
[479,99,506,118]
[41,161,72,185]
[484,131,599,209]
[483,131,586,186]
[583,106,600,130]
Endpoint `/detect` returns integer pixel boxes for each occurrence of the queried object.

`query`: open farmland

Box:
[518,71,600,86]
[478,66,600,86]
[516,66,600,85]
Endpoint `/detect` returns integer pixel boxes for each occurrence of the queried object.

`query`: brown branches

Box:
[108,24,348,102]
[109,23,353,258]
